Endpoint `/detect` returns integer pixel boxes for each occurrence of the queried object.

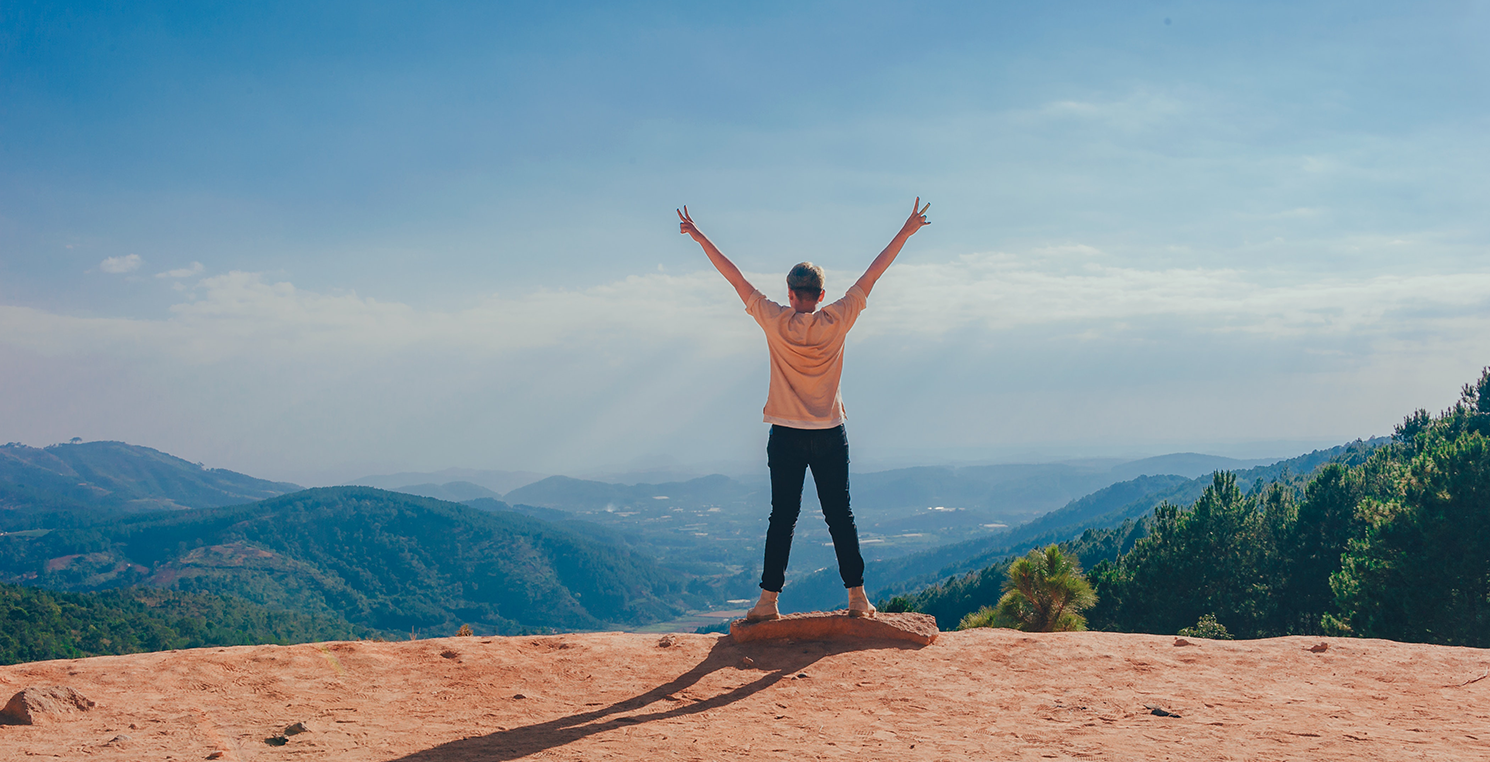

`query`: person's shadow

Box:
[391,635,924,761]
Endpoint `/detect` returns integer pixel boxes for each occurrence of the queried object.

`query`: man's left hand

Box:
[678,206,706,242]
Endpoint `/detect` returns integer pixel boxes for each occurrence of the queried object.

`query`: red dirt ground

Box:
[2,629,1487,760]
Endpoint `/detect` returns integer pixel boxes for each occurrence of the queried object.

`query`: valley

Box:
[1,437,1318,652]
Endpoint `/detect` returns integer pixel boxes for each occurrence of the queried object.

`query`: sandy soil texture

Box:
[2,629,1487,761]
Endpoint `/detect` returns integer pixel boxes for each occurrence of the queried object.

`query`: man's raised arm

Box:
[853,198,931,298]
[679,205,755,303]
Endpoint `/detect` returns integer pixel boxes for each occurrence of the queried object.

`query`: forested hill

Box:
[924,438,1386,581]
[786,439,1384,613]
[0,487,697,636]
[1078,371,1490,647]
[898,369,1490,647]
[0,441,301,515]
[888,441,1384,630]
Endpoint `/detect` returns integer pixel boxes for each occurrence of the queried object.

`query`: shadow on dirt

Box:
[392,635,923,761]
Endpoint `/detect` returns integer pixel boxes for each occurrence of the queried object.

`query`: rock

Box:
[656,634,678,648]
[739,656,756,668]
[1174,638,1195,647]
[1145,704,1181,718]
[103,734,131,746]
[207,752,226,759]
[264,735,289,746]
[284,721,310,736]
[0,686,96,725]
[729,611,939,646]
[1307,642,1329,653]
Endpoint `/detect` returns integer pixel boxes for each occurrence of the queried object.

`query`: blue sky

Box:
[2,1,1487,483]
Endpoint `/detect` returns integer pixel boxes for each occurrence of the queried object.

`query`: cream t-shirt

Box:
[744,284,869,429]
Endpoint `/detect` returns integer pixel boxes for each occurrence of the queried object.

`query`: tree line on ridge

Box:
[898,368,1490,649]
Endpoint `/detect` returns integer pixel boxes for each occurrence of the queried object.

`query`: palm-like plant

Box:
[960,545,1096,632]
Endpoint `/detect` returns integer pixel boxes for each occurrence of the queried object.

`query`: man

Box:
[677,199,932,620]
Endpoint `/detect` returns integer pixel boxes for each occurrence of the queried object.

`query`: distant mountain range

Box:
[384,481,504,502]
[368,452,1272,510]
[0,438,1355,641]
[350,468,546,495]
[0,441,301,515]
[472,453,1291,592]
[843,454,1277,526]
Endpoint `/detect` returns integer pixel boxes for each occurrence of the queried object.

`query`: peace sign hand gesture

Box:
[677,204,756,302]
[677,205,705,242]
[900,197,932,237]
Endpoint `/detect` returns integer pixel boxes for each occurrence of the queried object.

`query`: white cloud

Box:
[5,251,1487,477]
[98,254,141,274]
[862,252,1490,341]
[0,269,756,365]
[10,253,1490,363]
[156,262,205,278]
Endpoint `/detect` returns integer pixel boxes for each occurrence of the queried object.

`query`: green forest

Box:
[1,582,360,665]
[898,368,1490,648]
[1,487,699,639]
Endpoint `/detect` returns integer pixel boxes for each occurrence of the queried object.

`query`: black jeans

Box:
[760,424,865,593]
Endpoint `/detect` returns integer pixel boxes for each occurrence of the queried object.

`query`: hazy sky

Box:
[3,1,1487,484]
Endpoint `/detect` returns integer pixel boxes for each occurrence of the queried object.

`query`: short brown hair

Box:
[787,262,824,297]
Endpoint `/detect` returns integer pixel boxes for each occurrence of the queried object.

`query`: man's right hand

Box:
[678,204,756,303]
[899,197,932,237]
